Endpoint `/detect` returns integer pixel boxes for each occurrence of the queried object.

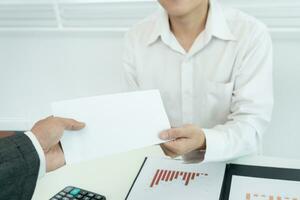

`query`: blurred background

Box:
[0,0,299,159]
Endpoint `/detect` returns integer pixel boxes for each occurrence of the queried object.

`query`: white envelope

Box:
[52,90,171,164]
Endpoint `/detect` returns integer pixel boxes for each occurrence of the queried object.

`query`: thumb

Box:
[56,117,86,130]
[159,128,188,140]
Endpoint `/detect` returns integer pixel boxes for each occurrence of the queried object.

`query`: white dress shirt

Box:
[24,131,46,178]
[123,0,273,162]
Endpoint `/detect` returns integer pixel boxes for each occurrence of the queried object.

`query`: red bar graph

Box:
[150,169,208,188]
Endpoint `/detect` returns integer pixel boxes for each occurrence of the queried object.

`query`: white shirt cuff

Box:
[202,128,227,163]
[24,131,46,179]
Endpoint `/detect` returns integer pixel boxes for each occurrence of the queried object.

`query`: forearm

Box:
[0,131,46,176]
[202,120,260,162]
[181,108,273,163]
[0,134,40,200]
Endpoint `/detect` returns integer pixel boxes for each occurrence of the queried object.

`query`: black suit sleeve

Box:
[0,133,40,200]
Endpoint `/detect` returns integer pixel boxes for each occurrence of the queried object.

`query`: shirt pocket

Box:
[202,80,234,127]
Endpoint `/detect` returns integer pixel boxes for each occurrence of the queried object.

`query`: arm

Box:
[0,133,40,200]
[202,28,273,162]
[160,27,274,162]
[0,117,85,200]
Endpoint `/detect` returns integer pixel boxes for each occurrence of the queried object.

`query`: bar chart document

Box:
[229,175,300,200]
[126,157,226,200]
[52,90,170,164]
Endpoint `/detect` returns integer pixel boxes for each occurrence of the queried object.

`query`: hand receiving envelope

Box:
[52,90,170,164]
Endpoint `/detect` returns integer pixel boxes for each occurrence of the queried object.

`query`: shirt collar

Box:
[146,9,172,46]
[206,0,236,41]
[147,0,236,46]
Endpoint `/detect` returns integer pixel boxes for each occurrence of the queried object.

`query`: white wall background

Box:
[0,0,299,159]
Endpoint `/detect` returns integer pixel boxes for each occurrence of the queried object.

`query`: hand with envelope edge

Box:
[159,124,206,158]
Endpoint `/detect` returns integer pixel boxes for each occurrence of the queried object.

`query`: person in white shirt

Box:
[123,0,273,162]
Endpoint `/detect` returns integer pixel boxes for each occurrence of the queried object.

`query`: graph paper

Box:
[229,175,300,200]
[126,157,226,200]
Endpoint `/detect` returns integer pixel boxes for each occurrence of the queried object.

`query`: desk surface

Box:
[32,146,300,200]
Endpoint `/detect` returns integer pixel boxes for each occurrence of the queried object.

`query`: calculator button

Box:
[66,194,73,198]
[50,198,58,200]
[76,194,83,199]
[70,188,81,196]
[64,187,74,193]
[87,193,95,197]
[80,191,88,195]
[94,195,103,200]
[59,192,66,196]
[62,197,70,200]
[55,194,63,199]
[83,197,90,200]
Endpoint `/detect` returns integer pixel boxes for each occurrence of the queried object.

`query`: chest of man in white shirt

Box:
[123,0,273,162]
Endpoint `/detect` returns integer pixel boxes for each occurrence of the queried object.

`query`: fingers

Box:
[160,144,178,158]
[163,139,186,155]
[55,117,86,130]
[159,127,191,140]
[159,127,191,157]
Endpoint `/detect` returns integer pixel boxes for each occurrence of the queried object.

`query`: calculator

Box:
[50,186,106,200]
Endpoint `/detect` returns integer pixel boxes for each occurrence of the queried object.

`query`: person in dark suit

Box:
[0,116,85,200]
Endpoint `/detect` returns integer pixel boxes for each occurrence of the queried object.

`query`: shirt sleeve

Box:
[24,131,46,178]
[182,26,274,163]
[201,27,274,162]
[122,31,140,91]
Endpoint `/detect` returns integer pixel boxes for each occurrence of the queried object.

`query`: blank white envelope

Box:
[52,90,171,164]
